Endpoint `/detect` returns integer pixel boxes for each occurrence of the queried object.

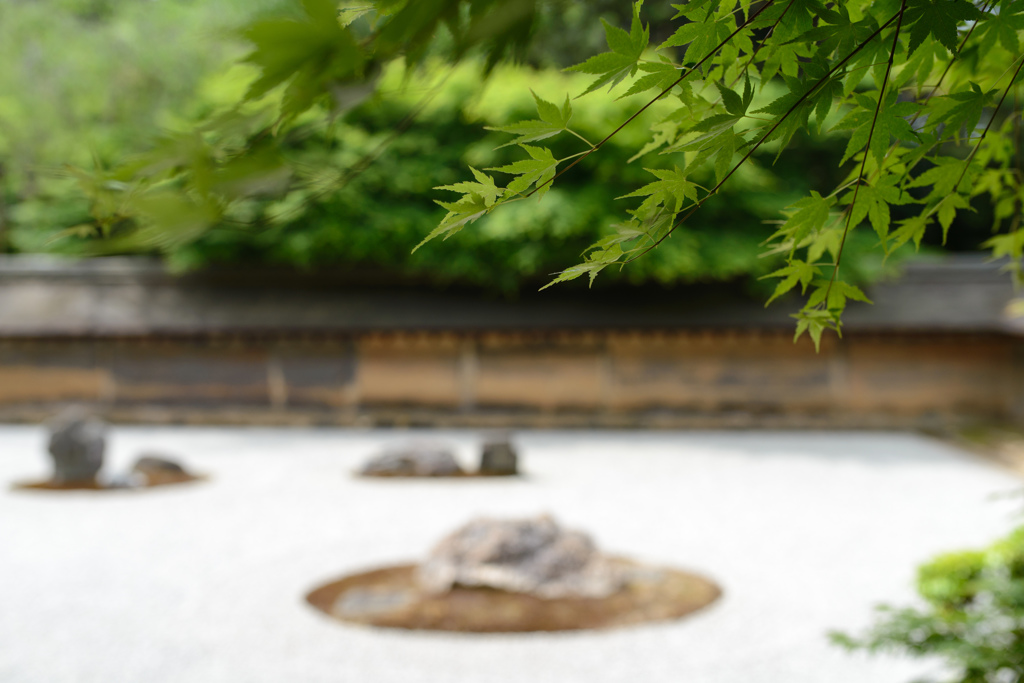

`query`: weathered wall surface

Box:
[0,255,1019,428]
[0,330,1015,428]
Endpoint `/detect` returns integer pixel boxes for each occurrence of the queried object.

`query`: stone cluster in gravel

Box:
[1,427,1020,683]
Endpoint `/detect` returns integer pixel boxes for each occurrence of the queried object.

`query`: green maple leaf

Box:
[903,0,985,54]
[769,191,837,252]
[763,259,822,306]
[870,99,921,165]
[752,82,805,118]
[836,92,919,166]
[242,0,363,115]
[926,83,994,142]
[713,128,738,184]
[660,20,703,50]
[541,242,625,289]
[487,92,573,148]
[661,15,733,68]
[419,168,504,250]
[985,229,1024,264]
[566,1,648,95]
[488,145,559,198]
[813,77,843,132]
[714,80,748,117]
[416,193,489,249]
[792,307,838,351]
[533,91,573,129]
[751,76,819,156]
[127,190,220,250]
[670,0,718,22]
[908,156,976,196]
[935,193,972,242]
[832,108,873,162]
[792,305,843,351]
[671,113,741,153]
[618,166,698,215]
[805,279,872,311]
[787,3,875,60]
[887,213,933,252]
[591,221,647,249]
[619,60,681,99]
[974,2,1024,54]
[806,227,842,264]
[848,175,910,240]
[435,167,503,207]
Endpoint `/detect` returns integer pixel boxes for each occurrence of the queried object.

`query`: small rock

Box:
[418,515,624,599]
[105,471,146,489]
[360,443,464,477]
[130,454,191,485]
[334,588,416,617]
[132,454,188,475]
[478,432,518,475]
[46,409,107,484]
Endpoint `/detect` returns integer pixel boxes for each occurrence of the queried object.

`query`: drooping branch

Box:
[824,0,908,303]
[623,8,904,263]
[516,0,780,202]
[952,53,1024,193]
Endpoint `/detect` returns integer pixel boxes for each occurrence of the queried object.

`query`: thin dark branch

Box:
[916,0,993,104]
[1014,89,1022,234]
[730,0,796,89]
[863,0,994,180]
[624,8,902,263]
[824,0,908,302]
[693,1,797,139]
[517,0,780,201]
[677,1,797,154]
[952,53,1024,193]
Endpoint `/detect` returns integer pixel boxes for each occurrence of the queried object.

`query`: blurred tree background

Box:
[0,0,985,296]
[0,0,281,247]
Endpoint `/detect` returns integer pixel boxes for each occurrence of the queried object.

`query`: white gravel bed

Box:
[1,426,1020,683]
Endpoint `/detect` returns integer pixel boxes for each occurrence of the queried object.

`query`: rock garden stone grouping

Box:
[307,515,720,632]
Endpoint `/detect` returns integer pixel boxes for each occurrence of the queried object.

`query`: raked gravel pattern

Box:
[1,426,1020,683]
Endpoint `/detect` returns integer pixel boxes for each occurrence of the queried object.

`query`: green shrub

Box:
[834,528,1024,683]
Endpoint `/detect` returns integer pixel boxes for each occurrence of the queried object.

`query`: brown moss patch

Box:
[13,471,204,491]
[306,559,720,633]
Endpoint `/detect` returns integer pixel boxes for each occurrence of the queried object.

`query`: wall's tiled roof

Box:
[0,255,1017,337]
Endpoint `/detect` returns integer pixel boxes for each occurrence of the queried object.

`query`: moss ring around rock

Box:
[305,515,721,633]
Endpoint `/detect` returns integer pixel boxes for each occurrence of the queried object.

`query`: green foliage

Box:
[155,62,865,293]
[11,0,1024,332]
[566,3,649,96]
[242,0,365,122]
[0,0,289,251]
[414,0,1024,343]
[4,0,888,295]
[903,0,984,55]
[834,526,1024,683]
[486,93,573,148]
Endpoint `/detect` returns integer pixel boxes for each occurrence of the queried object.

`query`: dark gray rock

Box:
[359,443,464,477]
[418,515,623,599]
[478,432,518,475]
[46,409,107,483]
